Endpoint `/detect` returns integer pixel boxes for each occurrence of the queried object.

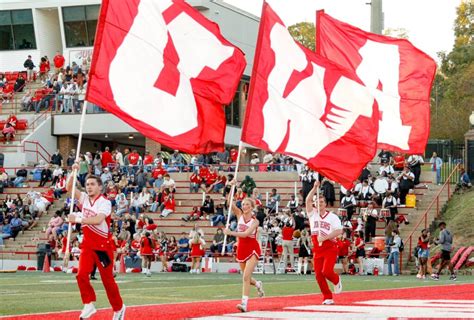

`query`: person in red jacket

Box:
[143,150,154,171]
[281,219,295,269]
[336,233,352,274]
[53,51,65,73]
[39,57,48,82]
[101,147,115,169]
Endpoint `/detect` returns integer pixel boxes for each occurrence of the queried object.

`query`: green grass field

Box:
[0,272,471,316]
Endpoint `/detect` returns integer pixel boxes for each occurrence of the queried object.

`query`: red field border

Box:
[1,284,473,320]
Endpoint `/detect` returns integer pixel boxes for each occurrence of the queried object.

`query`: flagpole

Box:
[316,172,322,247]
[63,103,87,269]
[221,141,244,255]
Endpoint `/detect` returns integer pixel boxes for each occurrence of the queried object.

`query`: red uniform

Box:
[74,193,123,312]
[310,209,342,301]
[190,242,205,258]
[128,152,139,165]
[236,215,261,262]
[53,54,65,69]
[143,154,154,165]
[140,236,155,256]
[152,166,167,179]
[336,238,351,257]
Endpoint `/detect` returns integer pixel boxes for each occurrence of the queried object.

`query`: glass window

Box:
[225,78,249,127]
[62,5,100,48]
[0,9,36,50]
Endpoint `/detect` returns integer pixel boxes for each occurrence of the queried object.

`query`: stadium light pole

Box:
[367,0,384,35]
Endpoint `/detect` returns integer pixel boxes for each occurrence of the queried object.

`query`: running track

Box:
[1,284,473,319]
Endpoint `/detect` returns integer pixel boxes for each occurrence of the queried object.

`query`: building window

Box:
[225,78,249,127]
[63,5,99,48]
[0,9,36,50]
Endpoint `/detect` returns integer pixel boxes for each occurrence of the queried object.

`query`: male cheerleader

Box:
[67,164,126,319]
[305,181,343,305]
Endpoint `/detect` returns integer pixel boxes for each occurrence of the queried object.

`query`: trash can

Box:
[37,243,51,270]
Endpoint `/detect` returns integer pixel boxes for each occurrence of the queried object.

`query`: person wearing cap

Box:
[431,222,456,281]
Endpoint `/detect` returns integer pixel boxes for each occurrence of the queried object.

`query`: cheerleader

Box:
[189,231,205,273]
[224,197,264,313]
[158,231,169,272]
[140,232,155,277]
[297,229,311,275]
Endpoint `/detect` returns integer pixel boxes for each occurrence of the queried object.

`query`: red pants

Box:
[313,248,340,300]
[77,247,123,311]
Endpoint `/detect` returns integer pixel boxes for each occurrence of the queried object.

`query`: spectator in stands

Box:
[189,231,206,274]
[45,210,63,239]
[353,231,365,275]
[210,228,225,254]
[138,188,152,212]
[13,167,28,187]
[364,202,378,243]
[222,174,234,198]
[429,152,443,185]
[39,57,48,83]
[170,150,184,172]
[387,229,401,276]
[286,195,298,213]
[129,193,142,218]
[143,150,154,172]
[161,174,176,193]
[207,170,227,194]
[267,188,281,213]
[23,55,35,82]
[9,212,23,240]
[53,51,65,73]
[0,169,8,193]
[174,232,190,262]
[101,147,114,169]
[53,173,66,198]
[281,217,295,269]
[157,231,169,272]
[77,155,90,187]
[397,166,415,204]
[250,153,260,171]
[189,170,202,193]
[321,178,336,207]
[14,74,26,92]
[2,122,15,143]
[200,195,215,220]
[407,154,424,186]
[20,90,33,111]
[458,168,471,191]
[100,167,112,187]
[50,150,64,167]
[417,229,430,279]
[39,164,52,187]
[0,219,12,245]
[66,150,76,167]
[160,193,175,218]
[115,191,128,218]
[240,175,256,195]
[211,202,226,227]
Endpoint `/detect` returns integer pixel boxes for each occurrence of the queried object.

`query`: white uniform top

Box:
[309,209,342,242]
[237,215,257,239]
[77,192,112,249]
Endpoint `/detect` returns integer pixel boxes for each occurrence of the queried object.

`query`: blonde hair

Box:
[190,231,201,244]
[242,197,256,209]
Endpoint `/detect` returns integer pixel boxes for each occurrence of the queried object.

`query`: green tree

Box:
[431,0,474,143]
[288,22,315,51]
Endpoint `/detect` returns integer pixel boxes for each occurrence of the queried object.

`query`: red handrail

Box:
[400,163,460,272]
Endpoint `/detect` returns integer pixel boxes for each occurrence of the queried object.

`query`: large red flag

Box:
[86,0,246,153]
[316,11,436,154]
[242,2,379,188]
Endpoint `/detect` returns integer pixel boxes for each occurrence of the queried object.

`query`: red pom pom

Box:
[17,265,27,271]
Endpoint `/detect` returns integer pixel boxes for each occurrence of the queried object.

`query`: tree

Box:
[288,22,315,51]
[383,27,409,39]
[431,0,474,143]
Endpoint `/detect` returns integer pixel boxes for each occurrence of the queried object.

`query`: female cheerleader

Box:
[189,231,205,273]
[297,229,311,275]
[224,196,264,312]
[140,232,155,277]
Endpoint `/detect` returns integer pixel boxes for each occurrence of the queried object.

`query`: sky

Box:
[223,0,463,62]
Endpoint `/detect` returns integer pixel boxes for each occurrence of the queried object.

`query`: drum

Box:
[380,208,391,218]
[358,200,368,208]
[338,208,348,217]
[373,178,388,194]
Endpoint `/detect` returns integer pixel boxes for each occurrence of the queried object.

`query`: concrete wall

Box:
[22,116,57,164]
[34,8,62,61]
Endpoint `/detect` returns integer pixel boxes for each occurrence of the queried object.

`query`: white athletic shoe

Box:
[79,303,96,319]
[236,303,247,312]
[334,277,343,294]
[146,270,152,277]
[416,274,422,279]
[256,281,265,298]
[112,304,126,320]
[322,299,334,305]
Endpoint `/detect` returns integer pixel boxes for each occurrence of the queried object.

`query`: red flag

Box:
[316,11,436,154]
[242,2,379,188]
[86,0,246,153]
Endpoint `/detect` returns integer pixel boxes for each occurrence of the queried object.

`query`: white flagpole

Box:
[221,141,243,255]
[316,172,322,247]
[63,103,87,269]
